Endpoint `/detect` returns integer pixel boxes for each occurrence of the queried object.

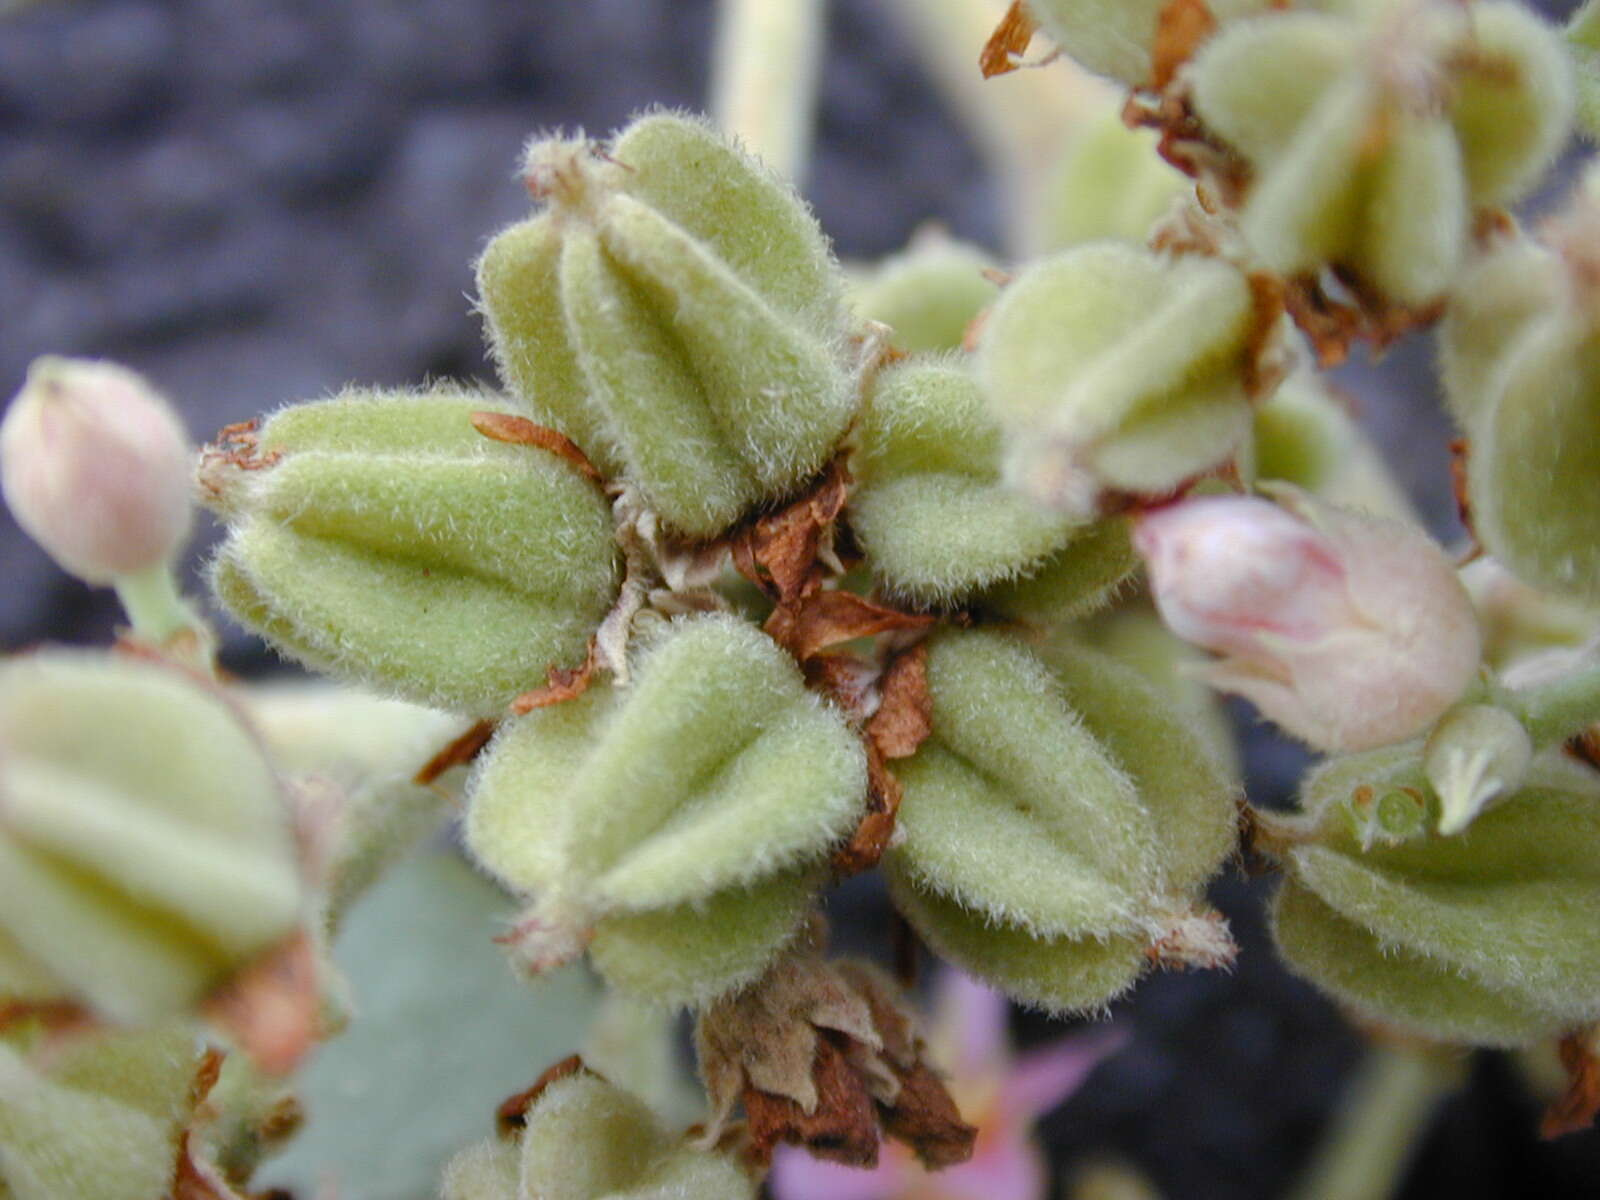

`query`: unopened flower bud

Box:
[1,356,192,585]
[1135,487,1481,752]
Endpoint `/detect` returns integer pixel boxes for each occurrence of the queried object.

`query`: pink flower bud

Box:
[1134,487,1482,752]
[1,357,193,584]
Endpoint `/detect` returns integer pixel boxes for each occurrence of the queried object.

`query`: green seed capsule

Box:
[886,631,1237,1013]
[478,112,856,538]
[205,384,620,716]
[849,356,1084,606]
[978,242,1259,515]
[1190,2,1572,306]
[465,615,866,1006]
[850,234,999,354]
[1273,744,1600,1046]
[0,651,302,1028]
[0,1023,204,1200]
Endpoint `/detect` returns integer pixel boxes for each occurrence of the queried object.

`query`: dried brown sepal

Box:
[1121,90,1250,206]
[414,718,497,785]
[497,1054,592,1137]
[831,741,903,878]
[0,999,94,1039]
[510,638,599,715]
[867,643,933,760]
[1567,727,1600,771]
[873,1059,977,1170]
[201,931,321,1078]
[729,459,852,603]
[1144,906,1238,971]
[469,410,604,485]
[1447,437,1482,564]
[979,1,1039,79]
[803,652,880,721]
[1542,1029,1600,1139]
[742,1032,881,1168]
[1282,273,1446,369]
[1151,0,1217,91]
[1243,272,1290,399]
[766,591,935,664]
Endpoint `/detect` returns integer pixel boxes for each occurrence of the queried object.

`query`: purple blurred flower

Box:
[769,969,1127,1200]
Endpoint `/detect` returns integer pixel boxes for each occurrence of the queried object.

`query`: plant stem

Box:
[113,564,213,670]
[1290,1045,1463,1200]
[1504,659,1600,750]
[710,0,826,183]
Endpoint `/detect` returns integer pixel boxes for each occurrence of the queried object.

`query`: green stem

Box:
[710,0,827,183]
[112,564,194,643]
[1290,1046,1463,1200]
[1505,660,1600,750]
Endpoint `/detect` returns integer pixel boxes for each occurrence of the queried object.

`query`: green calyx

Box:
[885,630,1238,1014]
[205,384,620,717]
[0,651,301,1028]
[465,614,866,1006]
[477,112,857,539]
[1271,744,1600,1046]
[978,241,1260,515]
[1190,2,1573,306]
[441,1070,753,1200]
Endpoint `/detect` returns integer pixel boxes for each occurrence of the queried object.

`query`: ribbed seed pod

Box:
[441,1071,754,1200]
[849,356,1085,606]
[850,234,999,354]
[0,1023,205,1200]
[205,385,619,716]
[885,631,1237,1014]
[1271,744,1600,1046]
[978,242,1259,515]
[465,615,866,1006]
[477,112,856,539]
[0,651,301,1029]
[1190,2,1572,306]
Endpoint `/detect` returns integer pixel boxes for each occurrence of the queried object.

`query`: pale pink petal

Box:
[933,970,1011,1078]
[769,1145,911,1200]
[1000,1026,1128,1120]
[936,1134,1049,1200]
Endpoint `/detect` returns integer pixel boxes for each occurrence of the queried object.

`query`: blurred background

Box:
[1,0,1597,1196]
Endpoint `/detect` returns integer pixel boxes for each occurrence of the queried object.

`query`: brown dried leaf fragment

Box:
[201,931,321,1077]
[730,459,852,603]
[766,591,935,663]
[414,718,497,785]
[868,644,933,760]
[875,1060,977,1170]
[1542,1029,1600,1139]
[1151,0,1217,91]
[470,411,604,484]
[511,639,599,715]
[832,742,904,877]
[497,1054,592,1137]
[1283,273,1445,368]
[743,1032,882,1168]
[980,1,1039,79]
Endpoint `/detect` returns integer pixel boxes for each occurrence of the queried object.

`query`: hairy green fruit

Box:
[849,356,1085,606]
[850,234,999,353]
[1190,3,1572,305]
[466,615,866,1005]
[0,651,301,1027]
[205,385,619,716]
[0,1023,205,1200]
[1036,107,1189,252]
[441,1071,753,1200]
[477,112,856,538]
[886,631,1237,1013]
[1271,745,1600,1046]
[978,242,1259,515]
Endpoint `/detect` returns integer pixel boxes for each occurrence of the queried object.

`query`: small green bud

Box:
[204,384,619,716]
[0,651,302,1028]
[1424,703,1533,835]
[978,242,1260,515]
[972,515,1139,627]
[886,631,1237,1013]
[465,614,866,1005]
[849,356,1084,606]
[1273,745,1600,1046]
[850,232,999,353]
[441,1070,754,1200]
[477,112,857,538]
[1191,3,1572,305]
[1036,106,1190,252]
[0,1023,204,1200]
